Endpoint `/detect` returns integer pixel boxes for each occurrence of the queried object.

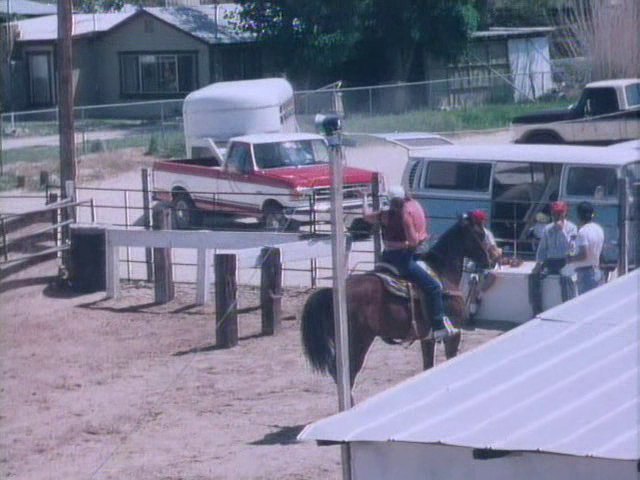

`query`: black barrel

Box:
[69,226,106,293]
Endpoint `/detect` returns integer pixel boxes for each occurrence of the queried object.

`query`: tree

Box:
[555,0,640,80]
[235,0,480,87]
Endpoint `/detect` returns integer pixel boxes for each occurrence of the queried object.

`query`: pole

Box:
[618,177,628,275]
[57,0,76,271]
[327,127,352,480]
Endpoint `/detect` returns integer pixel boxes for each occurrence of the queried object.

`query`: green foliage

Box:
[345,100,572,133]
[236,0,480,86]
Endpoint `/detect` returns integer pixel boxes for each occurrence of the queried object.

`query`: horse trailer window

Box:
[423,161,491,192]
[566,166,618,197]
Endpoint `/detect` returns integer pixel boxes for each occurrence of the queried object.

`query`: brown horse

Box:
[300,215,491,386]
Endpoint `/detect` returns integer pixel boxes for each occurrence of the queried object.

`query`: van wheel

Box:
[172,193,200,229]
[263,204,290,232]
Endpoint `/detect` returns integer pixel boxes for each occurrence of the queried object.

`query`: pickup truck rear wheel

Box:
[172,193,200,229]
[263,204,289,232]
[524,132,563,144]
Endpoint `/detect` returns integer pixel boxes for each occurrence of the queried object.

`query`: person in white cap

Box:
[363,185,458,341]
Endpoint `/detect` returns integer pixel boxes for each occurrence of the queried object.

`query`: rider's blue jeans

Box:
[381,249,445,329]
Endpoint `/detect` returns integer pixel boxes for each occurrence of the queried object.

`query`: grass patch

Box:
[345,101,571,133]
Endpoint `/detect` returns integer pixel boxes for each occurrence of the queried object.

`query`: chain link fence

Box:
[1,70,584,191]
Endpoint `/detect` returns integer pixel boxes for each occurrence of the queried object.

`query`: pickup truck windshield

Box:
[254,140,329,169]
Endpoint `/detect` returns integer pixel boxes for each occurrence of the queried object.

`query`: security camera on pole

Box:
[315,113,352,480]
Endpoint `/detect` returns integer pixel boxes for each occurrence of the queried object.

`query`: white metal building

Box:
[299,270,640,480]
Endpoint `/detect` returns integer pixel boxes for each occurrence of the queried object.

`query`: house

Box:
[299,269,640,479]
[5,4,273,111]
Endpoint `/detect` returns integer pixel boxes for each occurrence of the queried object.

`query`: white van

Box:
[183,78,299,159]
[402,143,639,265]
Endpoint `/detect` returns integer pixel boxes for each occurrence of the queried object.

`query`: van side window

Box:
[226,143,252,174]
[566,167,617,197]
[423,161,491,192]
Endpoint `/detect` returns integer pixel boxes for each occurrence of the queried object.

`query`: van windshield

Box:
[254,140,330,169]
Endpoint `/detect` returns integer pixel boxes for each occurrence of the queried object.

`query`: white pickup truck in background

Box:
[512,78,640,145]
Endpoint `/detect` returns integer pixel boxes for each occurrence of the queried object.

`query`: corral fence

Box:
[0,182,93,278]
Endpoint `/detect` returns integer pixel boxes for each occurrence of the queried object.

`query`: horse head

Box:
[457,215,492,270]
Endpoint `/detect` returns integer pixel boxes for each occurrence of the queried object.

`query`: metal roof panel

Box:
[299,270,640,461]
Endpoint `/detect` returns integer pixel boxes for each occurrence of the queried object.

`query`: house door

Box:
[27,52,54,107]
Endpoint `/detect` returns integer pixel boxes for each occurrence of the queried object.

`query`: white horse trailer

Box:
[183,78,299,158]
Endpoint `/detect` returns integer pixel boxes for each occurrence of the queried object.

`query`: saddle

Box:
[369,263,456,344]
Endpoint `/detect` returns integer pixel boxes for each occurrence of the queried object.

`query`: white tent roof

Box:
[299,270,640,461]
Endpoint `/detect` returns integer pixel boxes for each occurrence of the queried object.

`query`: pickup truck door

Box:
[217,142,262,216]
[571,87,624,144]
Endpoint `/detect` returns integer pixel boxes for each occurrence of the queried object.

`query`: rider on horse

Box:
[363,185,459,341]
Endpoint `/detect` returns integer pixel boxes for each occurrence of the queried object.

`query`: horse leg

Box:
[444,332,461,359]
[420,339,435,370]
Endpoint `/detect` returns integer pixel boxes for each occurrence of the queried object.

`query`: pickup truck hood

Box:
[512,108,575,124]
[258,165,376,188]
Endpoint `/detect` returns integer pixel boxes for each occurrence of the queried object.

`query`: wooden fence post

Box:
[372,172,382,263]
[215,253,238,348]
[153,206,174,303]
[260,247,282,335]
[141,168,153,282]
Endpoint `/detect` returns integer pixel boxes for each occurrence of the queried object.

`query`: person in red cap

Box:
[529,201,577,313]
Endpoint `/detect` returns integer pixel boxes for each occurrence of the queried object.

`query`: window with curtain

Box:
[119,52,197,95]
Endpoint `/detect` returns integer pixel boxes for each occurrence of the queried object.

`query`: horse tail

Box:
[300,288,336,377]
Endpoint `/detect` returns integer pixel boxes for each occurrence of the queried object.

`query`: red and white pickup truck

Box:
[153,132,379,231]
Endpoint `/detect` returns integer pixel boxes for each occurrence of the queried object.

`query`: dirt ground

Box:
[1,131,513,479]
[0,258,509,480]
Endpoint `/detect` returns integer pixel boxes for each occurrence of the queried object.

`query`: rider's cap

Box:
[469,209,488,224]
[387,185,406,200]
[551,201,568,215]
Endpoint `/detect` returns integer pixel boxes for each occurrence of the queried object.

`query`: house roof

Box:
[299,269,640,462]
[0,0,56,17]
[15,4,252,44]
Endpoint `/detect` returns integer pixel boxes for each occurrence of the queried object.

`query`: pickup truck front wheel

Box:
[172,193,200,229]
[263,204,293,232]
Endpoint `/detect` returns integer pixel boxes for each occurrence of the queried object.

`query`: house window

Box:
[26,51,54,107]
[119,52,197,95]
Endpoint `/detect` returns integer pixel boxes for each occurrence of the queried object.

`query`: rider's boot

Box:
[433,316,459,342]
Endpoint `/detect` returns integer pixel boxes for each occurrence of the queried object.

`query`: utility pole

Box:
[317,113,352,480]
[57,0,76,273]
[58,0,76,195]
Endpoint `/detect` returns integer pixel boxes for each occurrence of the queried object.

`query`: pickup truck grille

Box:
[313,183,371,202]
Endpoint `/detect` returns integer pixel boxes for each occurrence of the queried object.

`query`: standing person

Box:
[535,201,577,273]
[363,186,458,341]
[568,201,604,294]
[529,201,577,314]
